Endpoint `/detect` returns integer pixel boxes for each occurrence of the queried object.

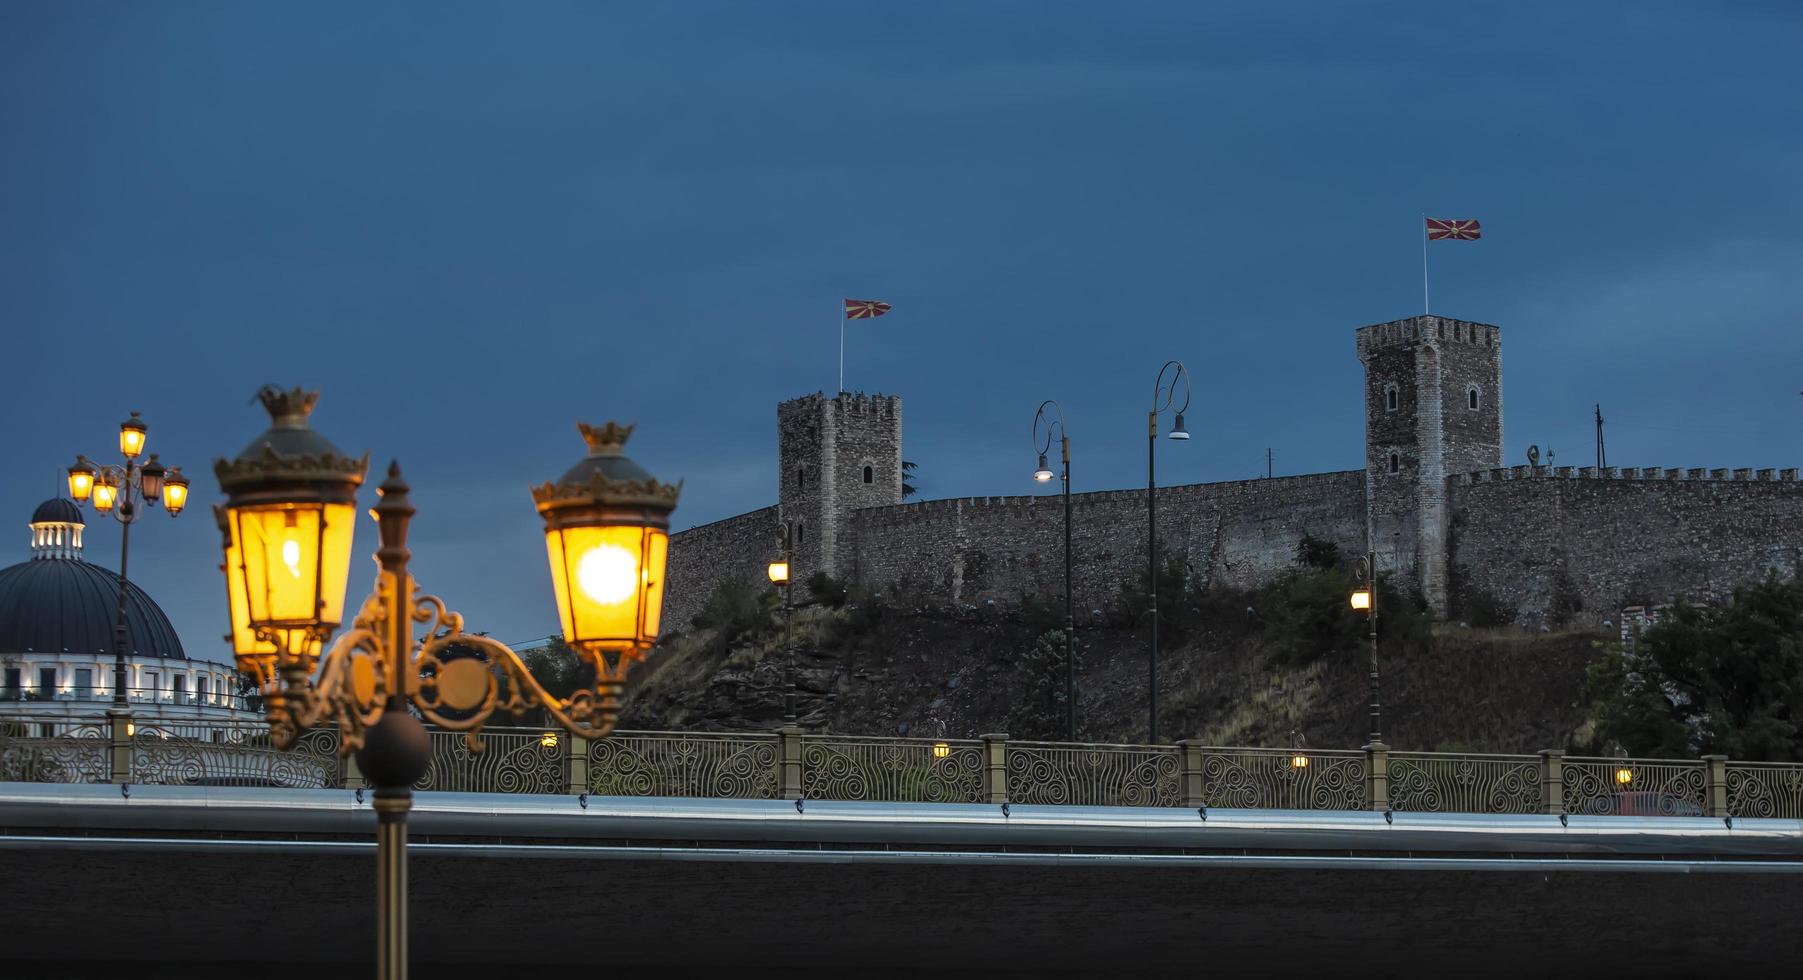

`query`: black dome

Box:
[0,558,186,659]
[31,498,83,525]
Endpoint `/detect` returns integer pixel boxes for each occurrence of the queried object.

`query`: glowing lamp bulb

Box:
[576,544,639,604]
[281,537,303,578]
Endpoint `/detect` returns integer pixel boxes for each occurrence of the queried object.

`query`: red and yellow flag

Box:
[844,298,892,319]
[1425,218,1482,240]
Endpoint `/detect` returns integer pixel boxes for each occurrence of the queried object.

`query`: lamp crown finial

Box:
[256,386,320,428]
[578,421,635,457]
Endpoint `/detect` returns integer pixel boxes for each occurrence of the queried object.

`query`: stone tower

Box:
[776,392,904,582]
[1357,315,1503,613]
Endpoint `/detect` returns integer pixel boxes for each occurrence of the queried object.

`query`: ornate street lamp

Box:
[213,386,680,980]
[1032,399,1077,741]
[1351,551,1381,746]
[64,411,189,716]
[768,525,795,722]
[1146,361,1191,744]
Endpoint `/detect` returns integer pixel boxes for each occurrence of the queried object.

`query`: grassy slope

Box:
[621,607,1607,753]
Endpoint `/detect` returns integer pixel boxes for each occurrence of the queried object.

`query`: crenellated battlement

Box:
[1355,314,1500,359]
[779,391,901,420]
[1454,465,1799,486]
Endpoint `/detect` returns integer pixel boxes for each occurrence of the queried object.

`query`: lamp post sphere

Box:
[532,421,680,659]
[213,386,370,683]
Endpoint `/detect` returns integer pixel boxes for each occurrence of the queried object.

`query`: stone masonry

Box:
[664,315,1803,633]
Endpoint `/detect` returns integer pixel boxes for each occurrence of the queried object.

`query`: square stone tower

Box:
[777,392,904,582]
[1357,315,1502,613]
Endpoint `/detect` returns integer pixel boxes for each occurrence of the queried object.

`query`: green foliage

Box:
[516,636,592,702]
[1586,576,1803,761]
[901,460,919,499]
[807,571,850,608]
[1117,550,1196,648]
[1294,534,1342,571]
[1006,628,1083,740]
[690,577,778,653]
[1261,565,1426,665]
[1548,569,1585,629]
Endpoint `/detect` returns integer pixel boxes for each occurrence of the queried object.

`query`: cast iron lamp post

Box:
[768,524,794,722]
[64,412,192,710]
[213,386,679,980]
[1146,361,1191,744]
[1350,551,1380,744]
[1031,400,1077,741]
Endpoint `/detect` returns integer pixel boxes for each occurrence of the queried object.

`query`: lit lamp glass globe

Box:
[533,422,681,663]
[213,386,369,685]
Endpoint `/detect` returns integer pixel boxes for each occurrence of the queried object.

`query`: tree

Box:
[1586,576,1803,761]
[1006,629,1083,740]
[901,459,919,499]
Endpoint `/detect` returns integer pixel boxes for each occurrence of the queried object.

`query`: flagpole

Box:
[1421,216,1429,315]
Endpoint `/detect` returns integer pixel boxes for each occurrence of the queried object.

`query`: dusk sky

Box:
[3,2,1799,653]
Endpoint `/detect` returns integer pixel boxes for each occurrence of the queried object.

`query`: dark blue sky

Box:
[3,1,1799,653]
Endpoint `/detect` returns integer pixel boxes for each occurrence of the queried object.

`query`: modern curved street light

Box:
[64,412,191,712]
[1032,399,1076,741]
[212,386,679,980]
[1147,360,1191,744]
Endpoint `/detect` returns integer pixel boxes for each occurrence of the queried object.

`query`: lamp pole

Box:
[770,524,795,722]
[1353,551,1381,744]
[1032,400,1075,740]
[1147,361,1192,744]
[64,413,191,710]
[214,388,680,980]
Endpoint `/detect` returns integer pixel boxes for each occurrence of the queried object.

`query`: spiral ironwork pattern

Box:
[1006,742,1181,807]
[0,720,107,783]
[1198,748,1368,810]
[1562,758,1706,816]
[801,737,984,803]
[590,732,780,799]
[131,721,342,788]
[1724,764,1803,819]
[1386,753,1540,814]
[415,728,563,794]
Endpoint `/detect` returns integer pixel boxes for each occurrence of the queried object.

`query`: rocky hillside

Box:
[620,597,1609,753]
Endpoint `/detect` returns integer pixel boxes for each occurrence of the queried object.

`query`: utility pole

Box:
[1595,404,1607,470]
[1266,447,1273,479]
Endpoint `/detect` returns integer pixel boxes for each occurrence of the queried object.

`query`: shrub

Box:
[1294,534,1342,571]
[690,577,777,653]
[1005,629,1084,740]
[807,571,850,609]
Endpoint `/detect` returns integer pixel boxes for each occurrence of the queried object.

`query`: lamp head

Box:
[119,412,148,458]
[1168,412,1190,441]
[139,455,167,502]
[1350,589,1372,611]
[67,458,98,502]
[1033,453,1054,483]
[767,561,790,585]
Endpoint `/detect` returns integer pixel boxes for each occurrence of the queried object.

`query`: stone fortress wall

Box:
[662,314,1803,635]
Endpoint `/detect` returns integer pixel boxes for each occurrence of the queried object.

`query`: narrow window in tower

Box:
[1385,385,1398,412]
[863,465,873,484]
[796,521,805,545]
[1468,387,1480,411]
[1389,452,1400,474]
[796,465,805,488]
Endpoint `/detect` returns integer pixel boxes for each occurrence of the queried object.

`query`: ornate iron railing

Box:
[1725,763,1803,819]
[0,718,108,783]
[1562,757,1707,816]
[1007,741,1180,807]
[801,735,984,803]
[416,728,563,794]
[1196,747,1368,811]
[592,731,780,799]
[1386,752,1541,814]
[8,713,1803,819]
[132,720,342,788]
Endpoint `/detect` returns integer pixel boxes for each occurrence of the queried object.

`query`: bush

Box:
[690,577,777,653]
[1117,550,1196,649]
[1294,534,1342,571]
[807,571,850,609]
[1005,629,1083,740]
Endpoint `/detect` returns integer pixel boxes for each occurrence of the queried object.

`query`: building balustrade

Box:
[2,714,1799,819]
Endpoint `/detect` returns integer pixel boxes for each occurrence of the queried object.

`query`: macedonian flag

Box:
[844,298,893,319]
[1426,218,1482,240]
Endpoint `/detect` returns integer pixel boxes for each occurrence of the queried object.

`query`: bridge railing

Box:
[5,714,1801,818]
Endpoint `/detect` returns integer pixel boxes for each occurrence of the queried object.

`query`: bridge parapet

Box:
[2,713,1798,820]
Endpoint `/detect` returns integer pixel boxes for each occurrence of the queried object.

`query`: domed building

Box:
[0,498,252,730]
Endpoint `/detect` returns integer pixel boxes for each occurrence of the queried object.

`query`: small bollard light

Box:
[1290,752,1310,769]
[540,732,559,749]
[1615,767,1633,786]
[932,741,951,760]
